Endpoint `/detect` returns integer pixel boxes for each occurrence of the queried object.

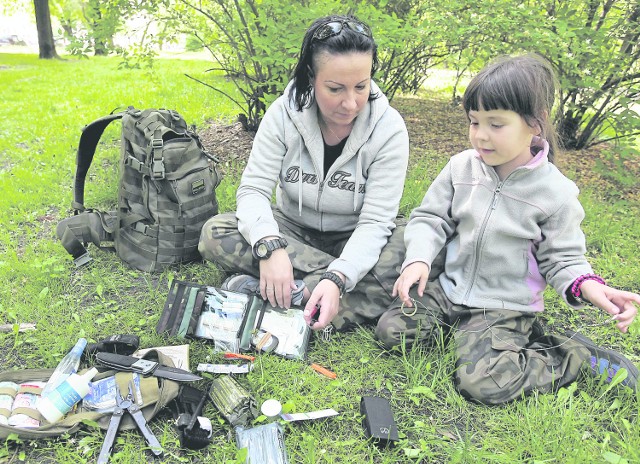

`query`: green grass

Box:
[1,53,639,463]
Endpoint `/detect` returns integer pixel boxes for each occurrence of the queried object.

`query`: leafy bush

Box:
[361,0,469,100]
[174,0,341,130]
[173,0,459,128]
[445,0,640,152]
[544,1,640,151]
[93,0,638,155]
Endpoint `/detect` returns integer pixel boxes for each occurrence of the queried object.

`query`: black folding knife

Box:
[95,352,202,382]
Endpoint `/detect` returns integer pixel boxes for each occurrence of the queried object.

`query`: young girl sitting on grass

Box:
[377,54,640,405]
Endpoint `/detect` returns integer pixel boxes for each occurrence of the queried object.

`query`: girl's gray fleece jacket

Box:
[403,138,593,312]
[236,80,409,291]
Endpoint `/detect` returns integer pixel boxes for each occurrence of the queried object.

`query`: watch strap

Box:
[253,237,288,259]
[267,237,288,252]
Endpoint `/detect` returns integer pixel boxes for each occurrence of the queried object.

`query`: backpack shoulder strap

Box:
[73,111,125,211]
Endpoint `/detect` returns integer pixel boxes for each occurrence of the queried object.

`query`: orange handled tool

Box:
[310,363,337,379]
[224,352,256,362]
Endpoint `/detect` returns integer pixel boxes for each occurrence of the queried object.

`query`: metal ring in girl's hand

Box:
[401,300,417,317]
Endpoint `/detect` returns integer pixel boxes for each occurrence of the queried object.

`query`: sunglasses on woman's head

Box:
[312,20,372,42]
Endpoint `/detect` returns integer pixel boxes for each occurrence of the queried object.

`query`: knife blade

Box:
[95,352,202,382]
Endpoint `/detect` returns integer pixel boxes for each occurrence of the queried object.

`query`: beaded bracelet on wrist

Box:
[320,271,345,297]
[570,274,606,299]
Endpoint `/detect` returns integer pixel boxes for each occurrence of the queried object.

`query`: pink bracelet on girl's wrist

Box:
[571,274,606,299]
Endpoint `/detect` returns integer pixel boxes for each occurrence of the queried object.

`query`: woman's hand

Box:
[304,278,343,330]
[259,249,296,308]
[392,262,430,308]
[580,280,640,333]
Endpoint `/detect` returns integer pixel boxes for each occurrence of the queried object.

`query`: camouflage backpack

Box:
[57,107,221,272]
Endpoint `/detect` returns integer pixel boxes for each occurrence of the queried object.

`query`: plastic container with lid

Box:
[37,367,98,424]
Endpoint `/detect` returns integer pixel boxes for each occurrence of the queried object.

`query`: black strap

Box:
[82,334,140,362]
[73,111,125,211]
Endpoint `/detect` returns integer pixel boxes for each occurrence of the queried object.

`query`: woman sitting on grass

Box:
[378,54,640,405]
[199,15,409,333]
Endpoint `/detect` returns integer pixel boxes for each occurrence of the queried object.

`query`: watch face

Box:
[256,242,269,258]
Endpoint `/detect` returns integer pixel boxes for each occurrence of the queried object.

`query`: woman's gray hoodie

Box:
[236,80,409,291]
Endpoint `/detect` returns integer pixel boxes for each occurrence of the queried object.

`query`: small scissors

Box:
[97,381,163,463]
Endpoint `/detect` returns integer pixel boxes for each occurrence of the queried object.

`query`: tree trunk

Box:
[94,39,108,56]
[556,113,581,150]
[33,0,59,59]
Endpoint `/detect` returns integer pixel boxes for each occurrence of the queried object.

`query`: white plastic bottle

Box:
[41,338,88,398]
[37,367,98,424]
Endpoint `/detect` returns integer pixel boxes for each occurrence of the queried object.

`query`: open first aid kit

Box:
[157,280,311,360]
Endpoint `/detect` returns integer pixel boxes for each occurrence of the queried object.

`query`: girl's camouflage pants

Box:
[376,279,590,405]
[198,209,406,331]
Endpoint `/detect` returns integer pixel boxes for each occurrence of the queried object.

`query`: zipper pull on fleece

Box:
[492,183,503,210]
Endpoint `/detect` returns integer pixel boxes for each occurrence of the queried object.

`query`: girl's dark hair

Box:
[289,15,379,111]
[462,54,560,162]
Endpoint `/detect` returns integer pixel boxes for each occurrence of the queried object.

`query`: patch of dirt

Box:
[199,121,255,167]
[197,95,469,172]
[557,145,640,204]
[197,96,639,203]
[394,95,469,157]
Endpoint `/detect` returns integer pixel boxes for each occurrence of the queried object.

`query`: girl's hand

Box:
[392,262,430,308]
[304,279,342,330]
[580,280,640,333]
[259,249,295,308]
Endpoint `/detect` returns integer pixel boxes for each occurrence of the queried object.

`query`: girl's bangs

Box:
[464,77,515,113]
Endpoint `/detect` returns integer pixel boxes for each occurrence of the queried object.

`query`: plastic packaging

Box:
[235,422,289,464]
[82,373,144,413]
[41,338,87,398]
[37,367,98,424]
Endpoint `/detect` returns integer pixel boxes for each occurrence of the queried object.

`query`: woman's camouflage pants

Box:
[198,210,406,331]
[376,279,590,404]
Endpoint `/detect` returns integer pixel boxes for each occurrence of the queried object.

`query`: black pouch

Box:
[83,334,140,363]
[360,396,399,447]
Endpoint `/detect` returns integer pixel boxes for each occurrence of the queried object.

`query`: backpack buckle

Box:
[151,138,163,149]
[74,252,93,268]
[151,159,166,179]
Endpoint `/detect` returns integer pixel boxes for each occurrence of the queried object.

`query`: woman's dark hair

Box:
[462,54,560,162]
[289,15,379,111]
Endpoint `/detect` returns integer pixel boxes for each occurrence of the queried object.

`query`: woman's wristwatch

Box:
[252,237,288,260]
[320,271,345,297]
